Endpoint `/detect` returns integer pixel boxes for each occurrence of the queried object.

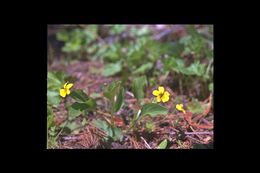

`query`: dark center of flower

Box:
[159,92,164,98]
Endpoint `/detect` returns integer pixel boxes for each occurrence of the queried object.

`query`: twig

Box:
[201,118,212,126]
[126,91,134,98]
[62,136,80,141]
[190,126,203,140]
[185,132,213,135]
[96,110,112,118]
[129,136,139,149]
[167,131,213,135]
[55,120,69,140]
[125,98,150,103]
[186,136,203,144]
[140,137,152,149]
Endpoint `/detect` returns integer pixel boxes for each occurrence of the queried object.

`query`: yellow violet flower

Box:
[176,104,186,113]
[152,86,170,103]
[59,82,73,98]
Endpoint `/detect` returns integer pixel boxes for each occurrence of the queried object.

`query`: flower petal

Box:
[66,89,71,95]
[63,82,68,88]
[164,91,170,96]
[152,90,159,96]
[65,83,73,89]
[161,94,169,103]
[156,96,161,102]
[176,104,185,113]
[158,86,164,94]
[60,89,67,97]
[176,104,182,110]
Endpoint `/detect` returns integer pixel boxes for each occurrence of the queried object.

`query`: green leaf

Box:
[132,76,147,101]
[113,127,123,141]
[85,98,97,111]
[104,81,121,101]
[70,89,89,102]
[89,92,101,98]
[145,122,155,132]
[140,103,168,117]
[113,87,125,113]
[133,63,153,75]
[186,61,206,76]
[209,83,213,92]
[109,25,127,35]
[104,81,124,113]
[187,98,204,114]
[47,90,61,106]
[47,72,64,90]
[70,100,96,112]
[93,119,113,137]
[56,29,69,41]
[93,119,122,141]
[102,62,122,76]
[66,121,81,132]
[49,126,57,136]
[68,105,82,120]
[157,139,168,149]
[93,119,108,130]
[47,106,54,129]
[81,118,88,126]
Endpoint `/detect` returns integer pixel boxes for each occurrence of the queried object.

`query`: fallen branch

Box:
[140,137,152,149]
[185,132,213,135]
[184,111,214,129]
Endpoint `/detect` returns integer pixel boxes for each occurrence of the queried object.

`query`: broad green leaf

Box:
[71,102,89,111]
[81,118,88,126]
[140,103,168,117]
[70,99,96,112]
[102,62,122,76]
[89,92,101,98]
[179,35,192,45]
[113,87,124,113]
[104,81,124,113]
[133,63,153,75]
[187,98,204,114]
[47,90,61,106]
[66,121,81,131]
[56,29,69,41]
[68,105,82,120]
[104,81,121,101]
[209,83,213,92]
[85,98,97,111]
[145,122,155,132]
[93,119,113,137]
[70,89,89,102]
[47,106,54,129]
[47,72,64,90]
[49,126,57,136]
[113,127,123,141]
[157,139,168,149]
[186,62,205,76]
[93,119,108,130]
[109,25,127,35]
[62,42,81,52]
[132,76,147,101]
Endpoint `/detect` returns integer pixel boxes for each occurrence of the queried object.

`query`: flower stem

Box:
[110,106,116,138]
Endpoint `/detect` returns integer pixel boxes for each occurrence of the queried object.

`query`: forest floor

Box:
[49,60,214,149]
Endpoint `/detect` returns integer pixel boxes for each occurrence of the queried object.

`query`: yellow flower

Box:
[152,86,170,103]
[59,82,73,98]
[176,104,186,113]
